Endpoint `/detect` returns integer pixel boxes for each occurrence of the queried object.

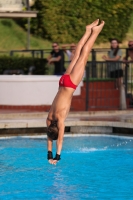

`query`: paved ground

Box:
[0,110,133,130]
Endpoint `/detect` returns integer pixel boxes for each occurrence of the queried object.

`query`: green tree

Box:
[30,0,133,43]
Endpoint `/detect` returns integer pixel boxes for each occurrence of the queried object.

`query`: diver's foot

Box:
[86,19,99,31]
[92,21,105,34]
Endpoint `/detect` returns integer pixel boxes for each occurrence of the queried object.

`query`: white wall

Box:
[0,75,83,105]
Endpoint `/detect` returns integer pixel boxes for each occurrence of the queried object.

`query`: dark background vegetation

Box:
[17,0,133,43]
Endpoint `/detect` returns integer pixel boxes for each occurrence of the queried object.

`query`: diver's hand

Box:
[48,159,54,164]
[52,153,61,165]
[52,160,58,165]
[48,153,61,165]
[48,159,58,165]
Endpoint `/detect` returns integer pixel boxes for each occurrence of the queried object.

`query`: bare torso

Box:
[47,87,74,122]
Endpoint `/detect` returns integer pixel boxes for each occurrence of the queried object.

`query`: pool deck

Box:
[0,109,133,137]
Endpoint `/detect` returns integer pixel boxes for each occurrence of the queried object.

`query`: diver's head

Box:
[47,122,59,140]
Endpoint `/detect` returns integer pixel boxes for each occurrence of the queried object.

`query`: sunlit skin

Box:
[46,20,105,165]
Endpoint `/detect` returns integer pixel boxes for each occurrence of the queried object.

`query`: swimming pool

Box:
[0,135,133,200]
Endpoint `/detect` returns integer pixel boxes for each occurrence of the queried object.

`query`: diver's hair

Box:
[47,122,59,140]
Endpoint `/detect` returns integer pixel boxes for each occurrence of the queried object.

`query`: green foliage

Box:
[0,19,51,51]
[0,56,48,75]
[29,0,133,43]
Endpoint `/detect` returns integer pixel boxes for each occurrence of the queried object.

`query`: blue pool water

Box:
[0,135,133,200]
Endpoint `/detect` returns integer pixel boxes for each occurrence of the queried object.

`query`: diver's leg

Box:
[65,19,99,74]
[70,21,105,85]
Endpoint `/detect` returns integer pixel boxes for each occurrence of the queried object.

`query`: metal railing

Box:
[0,48,131,61]
[84,61,133,110]
[0,48,133,110]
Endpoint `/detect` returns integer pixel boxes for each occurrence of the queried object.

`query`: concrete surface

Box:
[0,110,133,128]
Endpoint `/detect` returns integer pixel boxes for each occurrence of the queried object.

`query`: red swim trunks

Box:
[59,74,77,89]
